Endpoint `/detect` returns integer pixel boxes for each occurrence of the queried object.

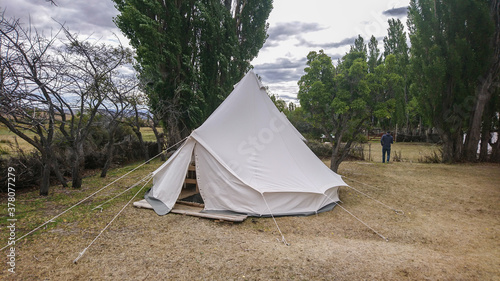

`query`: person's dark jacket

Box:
[381,133,393,149]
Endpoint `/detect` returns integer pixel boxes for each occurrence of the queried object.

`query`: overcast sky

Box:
[2,0,410,102]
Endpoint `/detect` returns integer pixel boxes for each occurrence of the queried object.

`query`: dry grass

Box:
[1,153,499,280]
[363,141,441,163]
[0,126,35,156]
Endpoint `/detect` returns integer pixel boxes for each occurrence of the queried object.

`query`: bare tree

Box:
[0,14,67,195]
[147,108,166,161]
[56,29,133,188]
[138,85,180,162]
[123,90,150,163]
[99,76,136,178]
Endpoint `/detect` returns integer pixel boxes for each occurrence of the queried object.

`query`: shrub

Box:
[0,150,43,192]
[348,144,365,160]
[419,149,442,163]
[306,141,332,159]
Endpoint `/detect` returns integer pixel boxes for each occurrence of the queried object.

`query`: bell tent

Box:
[144,71,348,217]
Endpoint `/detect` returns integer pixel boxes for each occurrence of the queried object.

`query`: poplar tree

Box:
[408,0,494,162]
[112,0,272,145]
[383,18,411,132]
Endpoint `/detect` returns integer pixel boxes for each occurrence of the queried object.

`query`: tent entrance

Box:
[177,162,204,206]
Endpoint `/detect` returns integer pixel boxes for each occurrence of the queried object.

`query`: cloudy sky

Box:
[2,0,409,102]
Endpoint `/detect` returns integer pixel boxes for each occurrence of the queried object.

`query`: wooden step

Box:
[184,178,197,184]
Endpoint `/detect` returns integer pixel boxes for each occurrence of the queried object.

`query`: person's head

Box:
[387,131,390,134]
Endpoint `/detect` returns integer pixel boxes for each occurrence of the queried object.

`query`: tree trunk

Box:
[165,112,192,148]
[440,131,454,163]
[479,129,491,161]
[329,132,343,173]
[330,147,342,173]
[464,80,493,161]
[151,120,166,161]
[71,142,84,189]
[466,0,500,161]
[491,136,500,162]
[436,122,464,163]
[40,153,51,196]
[52,159,68,188]
[100,133,115,178]
[166,115,181,148]
[453,130,464,162]
[133,128,149,163]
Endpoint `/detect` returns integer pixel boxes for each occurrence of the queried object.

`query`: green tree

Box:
[269,94,288,113]
[368,35,381,73]
[351,35,367,54]
[463,0,500,161]
[408,0,494,162]
[369,55,403,130]
[298,47,375,172]
[383,18,411,133]
[112,0,272,145]
[383,19,409,62]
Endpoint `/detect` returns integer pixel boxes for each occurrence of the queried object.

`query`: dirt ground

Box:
[1,146,499,280]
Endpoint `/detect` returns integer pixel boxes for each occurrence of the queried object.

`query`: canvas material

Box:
[146,71,348,216]
[146,138,196,214]
[192,71,346,194]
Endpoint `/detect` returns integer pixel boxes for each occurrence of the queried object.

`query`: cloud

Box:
[268,21,326,40]
[382,6,408,17]
[277,93,298,102]
[3,0,120,41]
[56,1,118,30]
[253,57,306,84]
[263,21,327,48]
[296,36,357,50]
[330,53,344,63]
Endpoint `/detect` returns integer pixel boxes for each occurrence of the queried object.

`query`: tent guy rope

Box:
[0,137,188,252]
[342,175,383,190]
[73,176,153,264]
[335,202,389,242]
[322,192,389,242]
[92,175,153,212]
[262,194,290,246]
[342,176,404,215]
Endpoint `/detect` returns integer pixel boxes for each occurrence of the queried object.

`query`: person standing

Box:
[381,131,394,163]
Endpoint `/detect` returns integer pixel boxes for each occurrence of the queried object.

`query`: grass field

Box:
[0,143,499,280]
[362,141,441,163]
[0,126,34,156]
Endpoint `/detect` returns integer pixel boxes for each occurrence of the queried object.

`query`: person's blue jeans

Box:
[382,148,391,163]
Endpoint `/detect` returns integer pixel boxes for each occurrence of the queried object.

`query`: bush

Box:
[307,140,368,161]
[0,151,43,192]
[112,140,159,164]
[306,141,332,159]
[348,144,365,160]
[419,149,442,163]
[0,138,162,192]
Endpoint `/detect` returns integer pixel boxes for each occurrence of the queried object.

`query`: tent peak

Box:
[233,70,266,91]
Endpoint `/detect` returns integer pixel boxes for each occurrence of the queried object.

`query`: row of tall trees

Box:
[297,0,499,168]
[408,0,500,162]
[112,0,273,146]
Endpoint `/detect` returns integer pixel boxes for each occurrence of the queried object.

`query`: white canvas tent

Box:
[144,71,348,217]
